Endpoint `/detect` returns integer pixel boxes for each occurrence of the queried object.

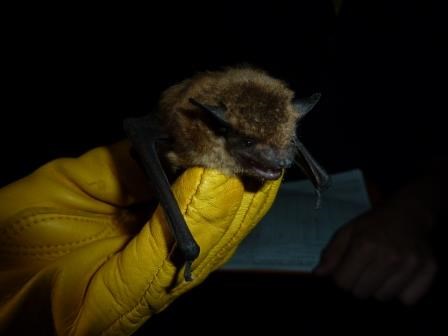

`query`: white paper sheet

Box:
[221,169,371,273]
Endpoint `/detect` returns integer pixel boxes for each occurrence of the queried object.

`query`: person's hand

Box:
[0,140,282,335]
[314,182,439,305]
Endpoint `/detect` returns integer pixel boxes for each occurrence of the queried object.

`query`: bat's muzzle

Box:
[236,146,293,180]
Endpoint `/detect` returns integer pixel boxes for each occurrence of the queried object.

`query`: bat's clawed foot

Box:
[184,261,194,282]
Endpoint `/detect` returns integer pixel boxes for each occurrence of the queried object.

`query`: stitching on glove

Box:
[1,224,115,247]
[1,213,110,236]
[0,229,118,257]
[180,169,205,217]
[0,229,116,257]
[0,210,125,257]
[0,249,72,257]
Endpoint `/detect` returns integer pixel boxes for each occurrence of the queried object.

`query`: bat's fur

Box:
[158,67,301,177]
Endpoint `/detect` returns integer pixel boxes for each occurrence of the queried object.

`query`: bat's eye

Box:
[242,138,255,147]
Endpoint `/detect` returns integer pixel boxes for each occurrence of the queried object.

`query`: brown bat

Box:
[124,67,330,281]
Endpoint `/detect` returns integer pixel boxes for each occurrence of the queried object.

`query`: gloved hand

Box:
[0,140,282,335]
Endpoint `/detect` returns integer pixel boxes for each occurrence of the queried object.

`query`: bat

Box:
[123,67,330,281]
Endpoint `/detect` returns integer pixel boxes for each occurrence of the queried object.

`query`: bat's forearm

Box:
[124,116,200,281]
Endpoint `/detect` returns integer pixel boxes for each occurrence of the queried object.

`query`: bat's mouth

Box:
[243,158,283,180]
[251,165,283,180]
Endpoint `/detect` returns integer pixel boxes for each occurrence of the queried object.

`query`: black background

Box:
[1,0,446,334]
[2,1,446,188]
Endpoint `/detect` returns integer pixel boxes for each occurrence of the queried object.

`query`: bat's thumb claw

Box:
[184,261,194,281]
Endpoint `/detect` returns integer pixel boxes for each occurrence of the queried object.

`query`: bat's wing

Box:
[123,114,200,281]
[294,93,331,208]
[294,139,331,208]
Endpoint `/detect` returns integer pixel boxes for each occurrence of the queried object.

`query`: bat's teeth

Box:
[240,156,281,180]
[251,166,282,180]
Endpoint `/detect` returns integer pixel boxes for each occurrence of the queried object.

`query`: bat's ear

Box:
[189,98,230,127]
[293,92,322,118]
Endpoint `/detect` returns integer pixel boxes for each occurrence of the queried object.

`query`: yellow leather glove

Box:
[0,140,282,335]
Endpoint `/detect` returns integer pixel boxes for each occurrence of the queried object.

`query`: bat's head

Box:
[160,67,324,185]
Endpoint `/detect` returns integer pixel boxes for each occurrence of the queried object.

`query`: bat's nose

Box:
[278,157,292,168]
[254,146,294,169]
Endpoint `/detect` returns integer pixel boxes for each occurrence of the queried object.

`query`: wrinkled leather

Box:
[0,140,282,335]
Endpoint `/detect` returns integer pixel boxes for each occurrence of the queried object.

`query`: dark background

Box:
[1,0,446,334]
[2,0,446,190]
[1,0,446,188]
